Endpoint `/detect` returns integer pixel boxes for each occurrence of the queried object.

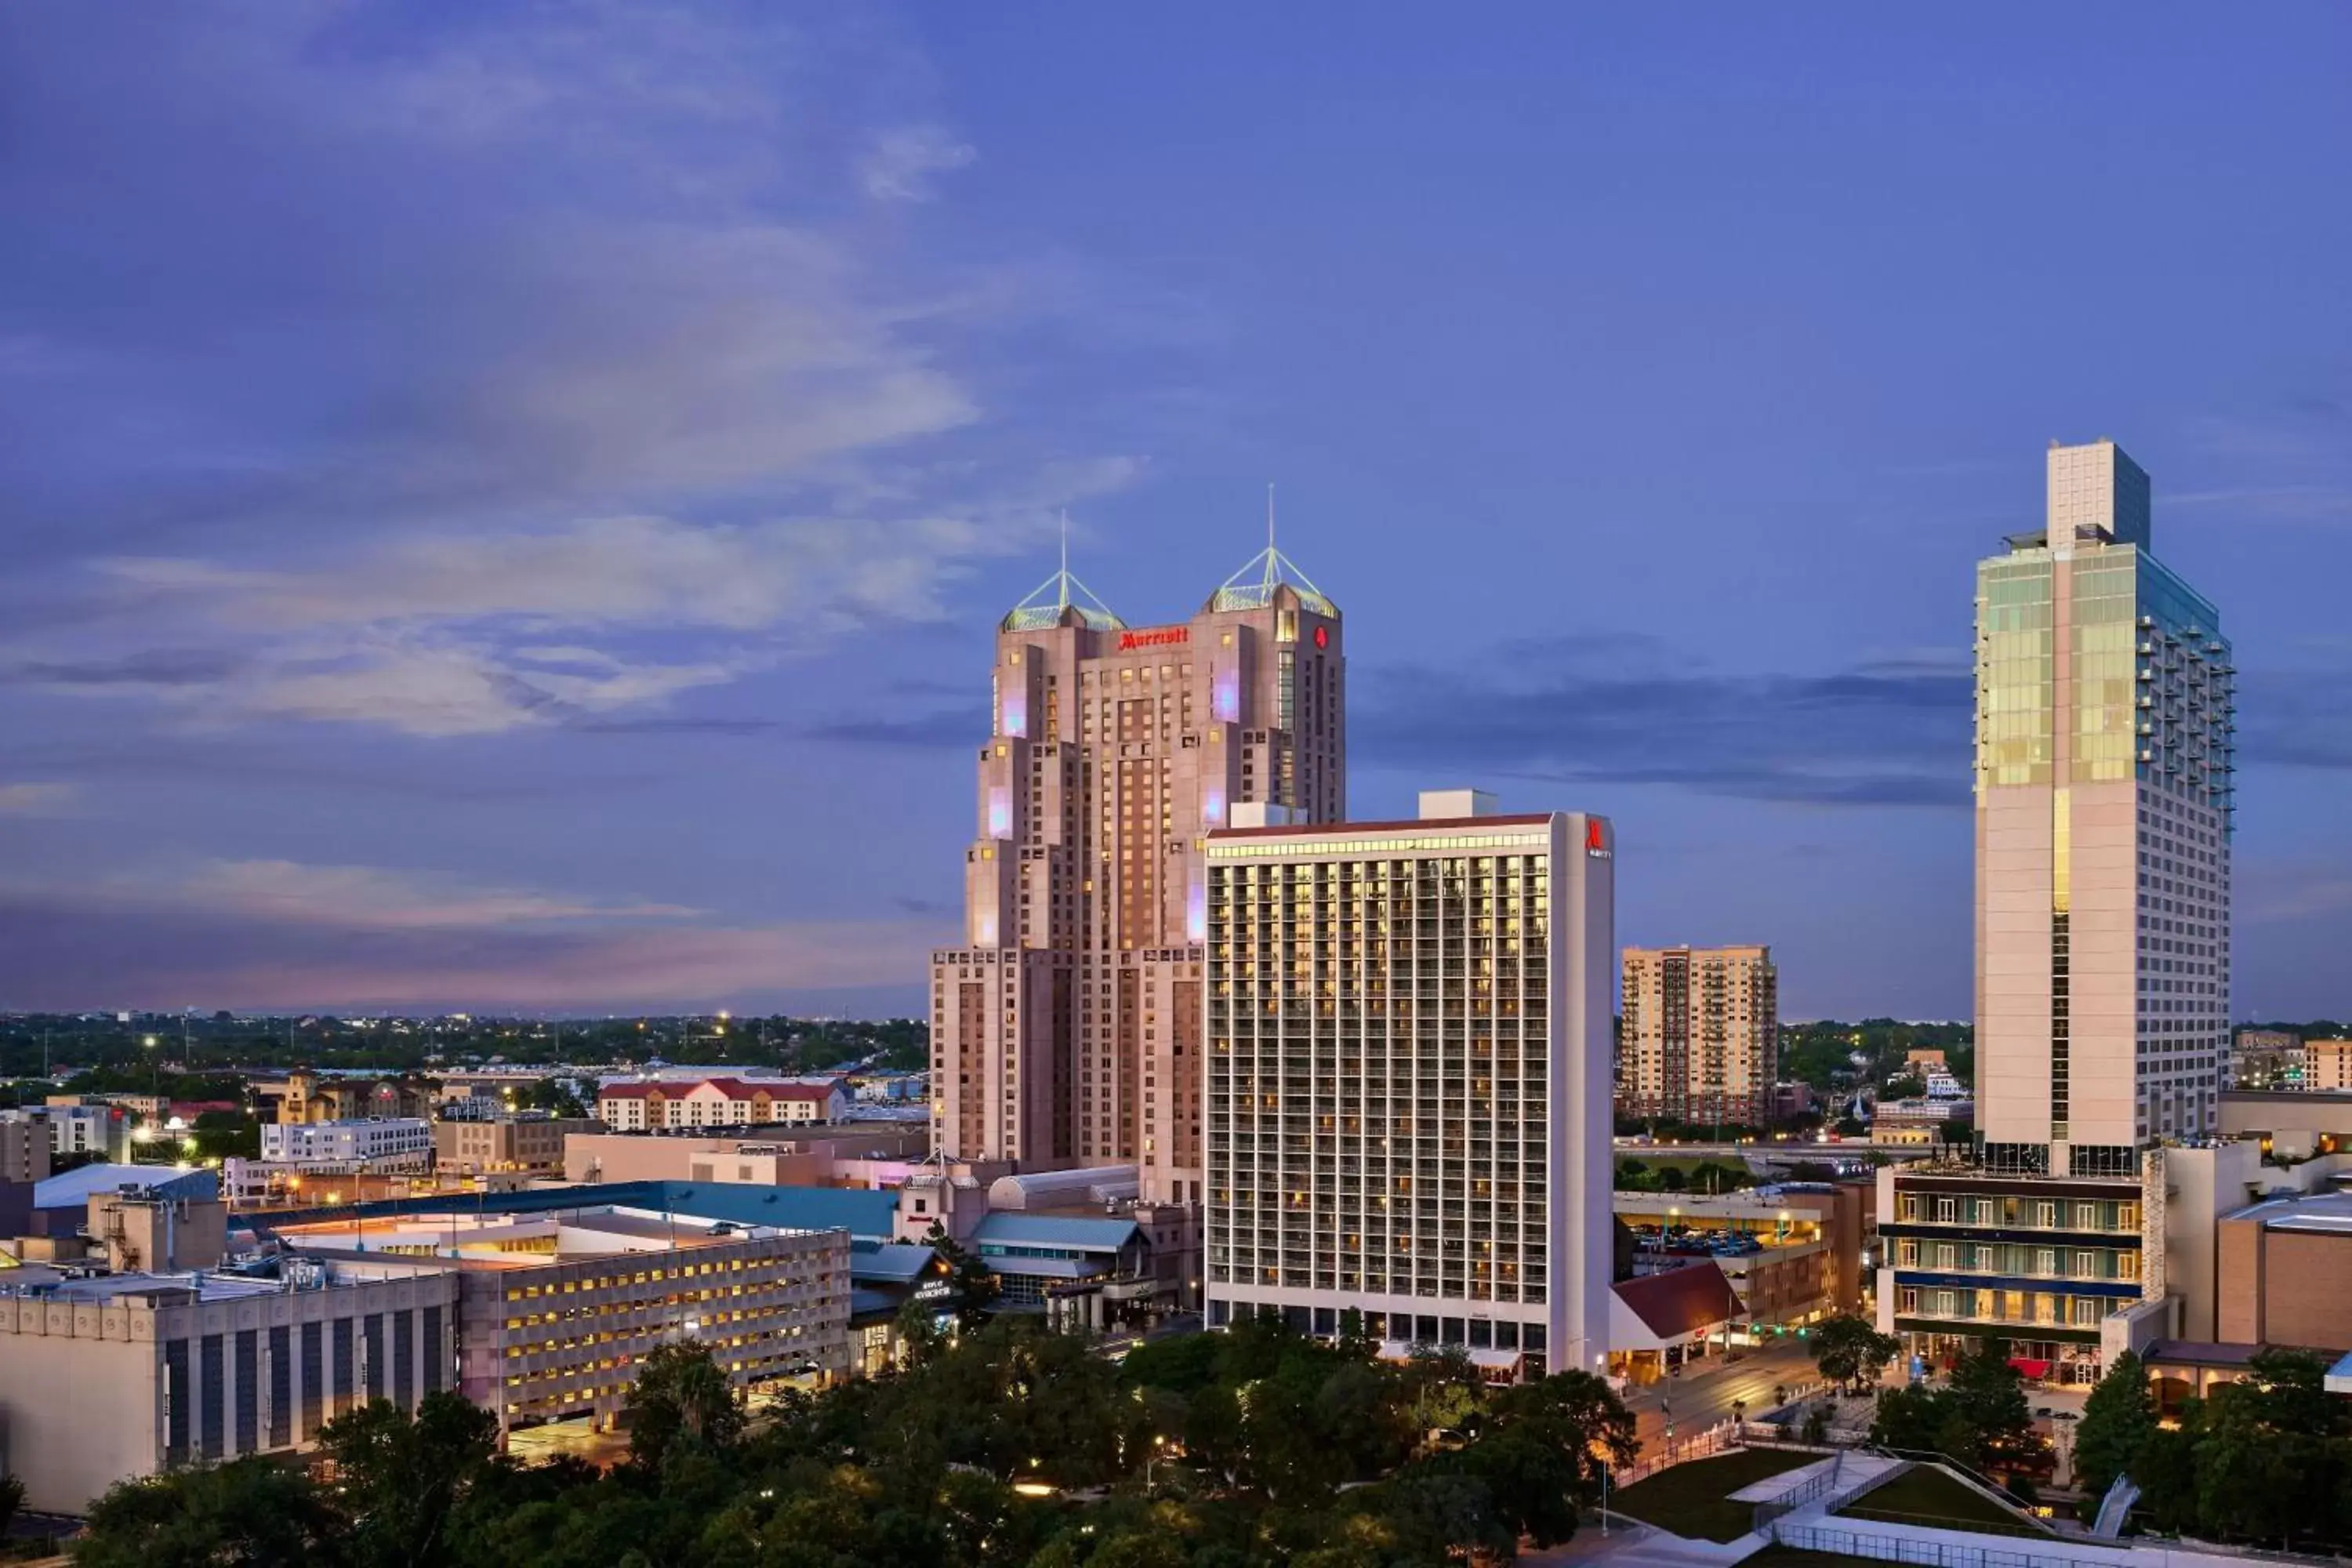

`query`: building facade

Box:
[1976,438,2234,1161]
[927,540,1347,1309]
[0,1119,49,1185]
[2228,1029,2305,1090]
[595,1078,845,1131]
[2,1104,130,1163]
[1617,946,1778,1127]
[2304,1039,2352,1092]
[1884,439,2234,1383]
[0,1265,462,1515]
[432,1116,601,1176]
[1200,792,1615,1379]
[278,1203,851,1435]
[260,1117,433,1167]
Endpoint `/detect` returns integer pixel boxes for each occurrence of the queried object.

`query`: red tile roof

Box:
[1615,1263,1740,1340]
[597,1077,840,1103]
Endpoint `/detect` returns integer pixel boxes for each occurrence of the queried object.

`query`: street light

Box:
[142,1034,160,1095]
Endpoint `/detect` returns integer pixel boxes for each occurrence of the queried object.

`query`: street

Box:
[1617,1340,1821,1447]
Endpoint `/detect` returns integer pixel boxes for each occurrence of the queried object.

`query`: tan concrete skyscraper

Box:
[1976,439,2233,1168]
[930,537,1345,1227]
[1618,945,1777,1127]
[1202,792,1617,1377]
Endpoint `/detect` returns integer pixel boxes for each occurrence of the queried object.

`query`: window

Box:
[2037,1248,2058,1276]
[2036,1201,2058,1228]
[1936,1197,1956,1222]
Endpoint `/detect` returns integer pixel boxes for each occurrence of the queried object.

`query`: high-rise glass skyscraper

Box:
[1974,439,2234,1169]
[1879,438,2231,1383]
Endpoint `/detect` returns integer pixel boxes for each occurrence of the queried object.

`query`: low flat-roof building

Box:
[433,1115,598,1176]
[1613,1182,1866,1330]
[268,1197,851,1437]
[260,1118,433,1169]
[0,1261,463,1515]
[2219,1088,2352,1161]
[2212,1186,2352,1353]
[560,1127,928,1187]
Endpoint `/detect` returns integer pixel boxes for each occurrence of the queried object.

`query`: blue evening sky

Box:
[2,3,2347,1018]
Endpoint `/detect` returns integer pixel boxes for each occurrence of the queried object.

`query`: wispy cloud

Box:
[861,125,977,201]
[0,782,78,817]
[1351,637,1973,808]
[0,5,1143,739]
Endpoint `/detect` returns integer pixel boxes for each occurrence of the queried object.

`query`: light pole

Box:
[142,1034,160,1096]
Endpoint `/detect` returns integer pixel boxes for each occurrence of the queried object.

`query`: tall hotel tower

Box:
[1976,438,2234,1167]
[930,539,1345,1240]
[1881,440,2233,1383]
[1201,791,1617,1377]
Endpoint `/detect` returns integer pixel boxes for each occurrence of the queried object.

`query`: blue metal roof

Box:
[981,1254,1105,1279]
[851,1240,939,1285]
[639,1181,899,1240]
[34,1164,218,1210]
[231,1178,900,1243]
[971,1212,1140,1254]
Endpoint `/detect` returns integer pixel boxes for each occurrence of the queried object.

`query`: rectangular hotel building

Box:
[1202,792,1614,1377]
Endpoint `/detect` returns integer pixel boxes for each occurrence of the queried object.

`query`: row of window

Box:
[1896,1286,2125,1327]
[1893,1193,2140,1231]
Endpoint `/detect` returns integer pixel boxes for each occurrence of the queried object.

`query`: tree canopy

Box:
[71,1321,1643,1568]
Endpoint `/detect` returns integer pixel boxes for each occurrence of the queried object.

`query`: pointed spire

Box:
[1003,514,1124,632]
[1207,484,1338,617]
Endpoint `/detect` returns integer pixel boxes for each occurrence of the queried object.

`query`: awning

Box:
[1468,1348,1524,1371]
[2009,1357,2052,1379]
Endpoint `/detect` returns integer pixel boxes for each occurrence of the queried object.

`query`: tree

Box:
[623,1341,746,1472]
[319,1391,499,1568]
[0,1472,21,1537]
[75,1459,350,1568]
[1946,1340,2036,1471]
[924,1221,1000,1329]
[1487,1370,1639,1497]
[1811,1313,1900,1392]
[893,1296,949,1370]
[2073,1351,2158,1500]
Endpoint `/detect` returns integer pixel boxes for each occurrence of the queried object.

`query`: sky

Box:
[2,3,2349,1020]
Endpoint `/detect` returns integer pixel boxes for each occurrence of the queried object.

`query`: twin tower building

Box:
[927,539,1617,1374]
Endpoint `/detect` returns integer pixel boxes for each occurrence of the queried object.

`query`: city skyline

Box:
[4,5,2351,1018]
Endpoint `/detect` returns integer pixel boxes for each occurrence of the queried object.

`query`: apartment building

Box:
[1876,1162,2170,1385]
[1201,790,1614,1380]
[1617,946,1778,1127]
[0,1119,49,1185]
[595,1078,846,1131]
[1,1103,130,1163]
[433,1116,601,1176]
[260,1117,433,1168]
[2304,1039,2352,1091]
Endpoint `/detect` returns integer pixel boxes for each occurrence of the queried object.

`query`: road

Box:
[1617,1340,1821,1447]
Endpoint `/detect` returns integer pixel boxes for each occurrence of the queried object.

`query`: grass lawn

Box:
[1610,1448,1819,1542]
[1745,1547,1893,1568]
[1834,1465,2038,1536]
